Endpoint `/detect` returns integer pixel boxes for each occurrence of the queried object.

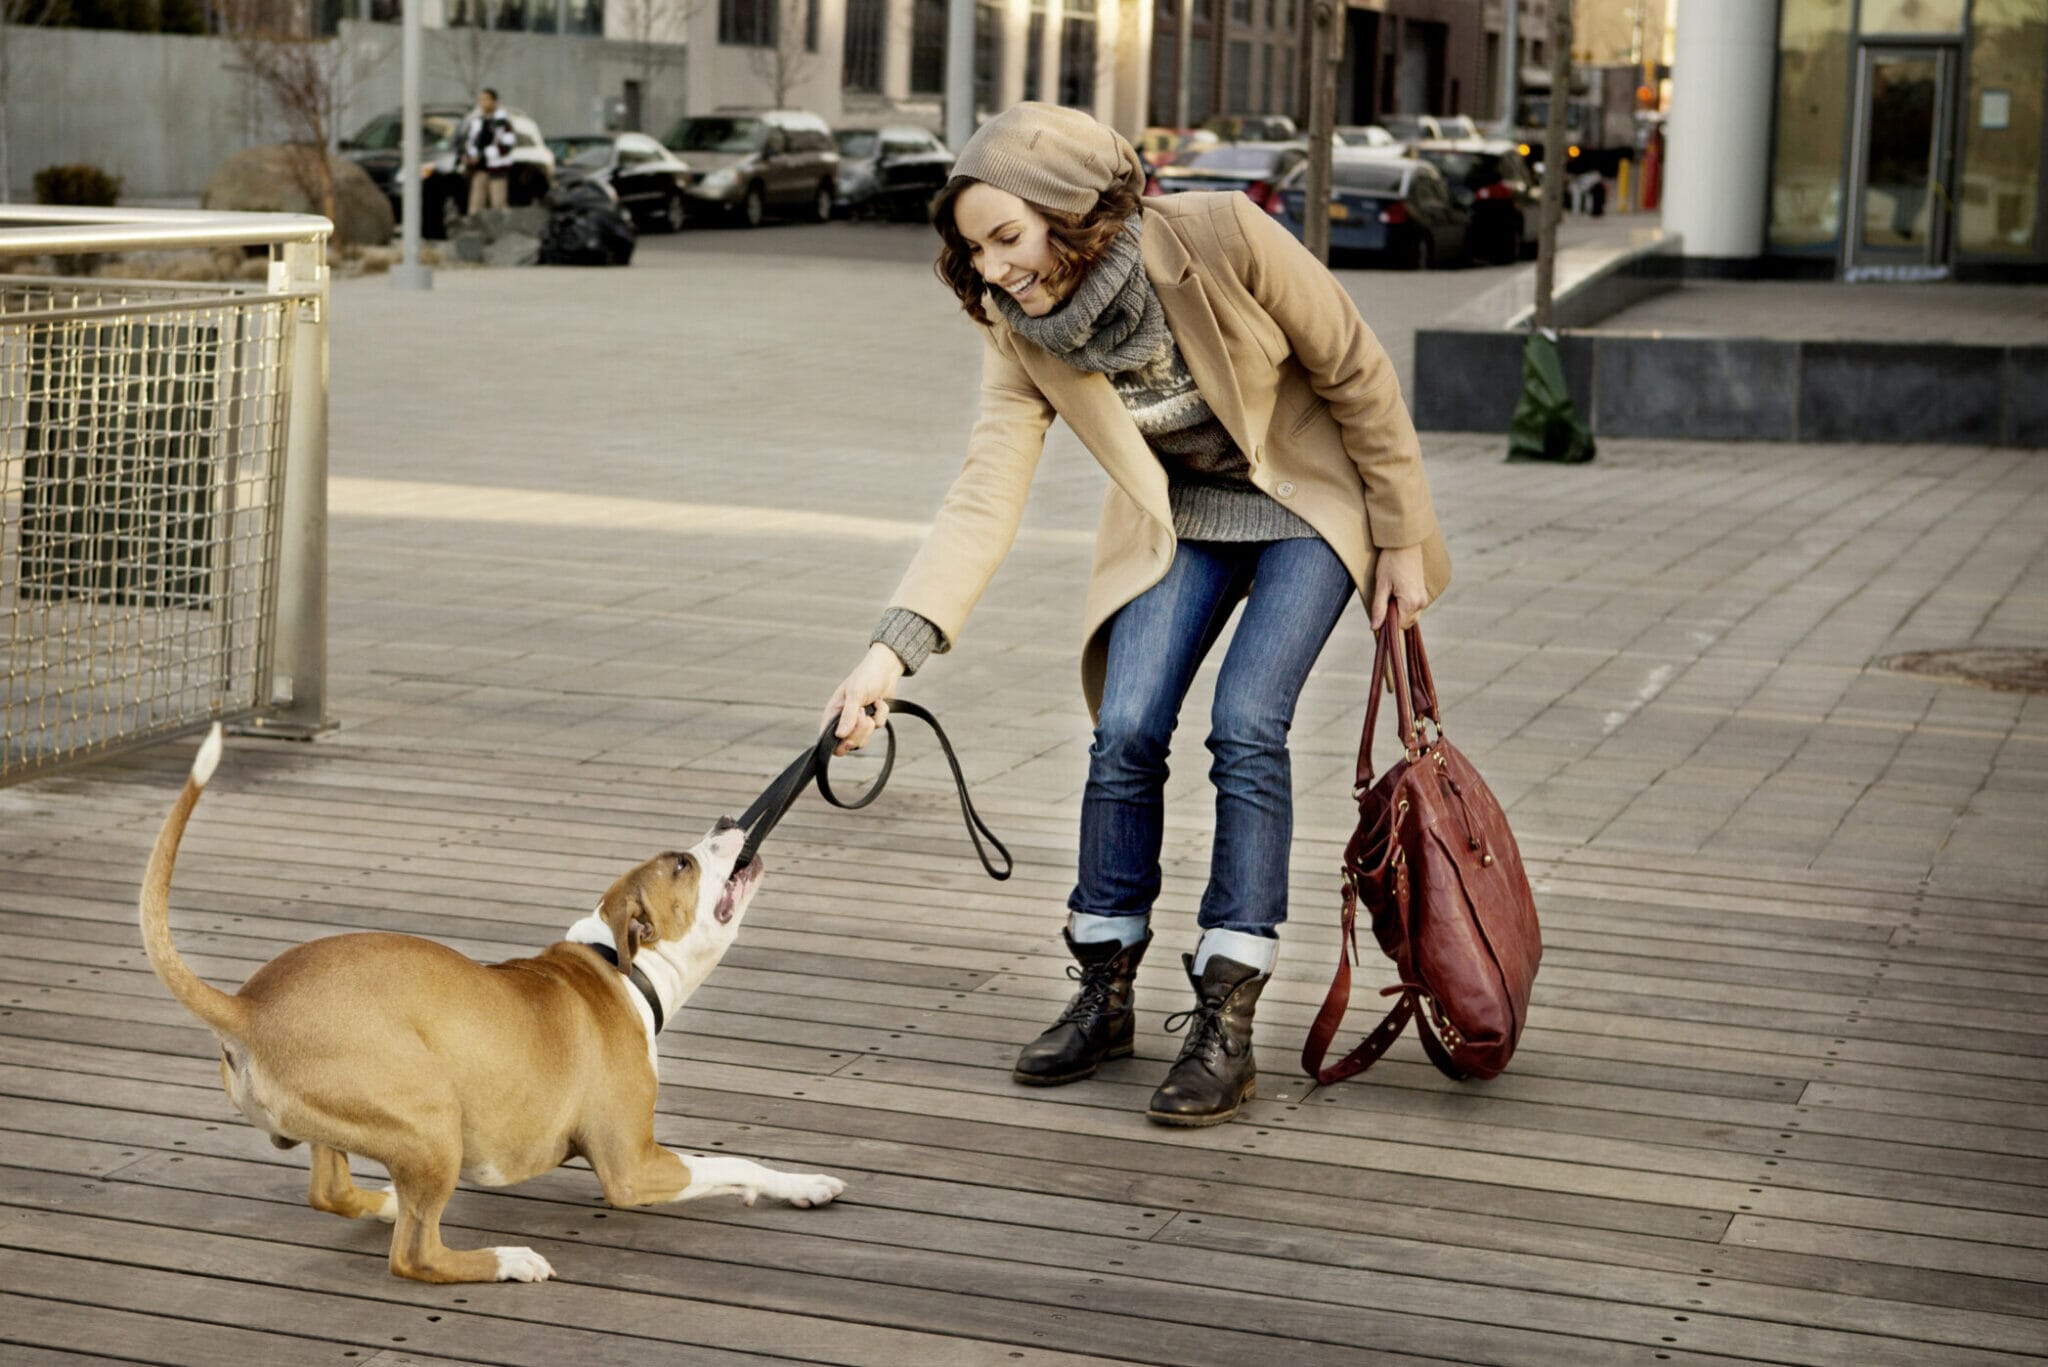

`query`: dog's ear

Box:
[598,886,655,973]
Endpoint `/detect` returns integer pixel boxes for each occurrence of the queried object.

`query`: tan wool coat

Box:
[887,189,1452,718]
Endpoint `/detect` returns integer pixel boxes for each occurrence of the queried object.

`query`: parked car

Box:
[341,105,555,237]
[664,110,838,227]
[1152,141,1308,213]
[1202,113,1299,143]
[548,132,693,232]
[834,125,953,220]
[1335,124,1401,151]
[1378,113,1484,145]
[1268,152,1470,269]
[1409,138,1539,264]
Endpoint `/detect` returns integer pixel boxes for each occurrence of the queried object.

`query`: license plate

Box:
[1328,203,1350,221]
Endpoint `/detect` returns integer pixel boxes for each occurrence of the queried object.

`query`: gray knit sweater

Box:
[873,311,1316,674]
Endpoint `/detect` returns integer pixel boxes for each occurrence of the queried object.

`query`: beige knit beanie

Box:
[951,102,1147,215]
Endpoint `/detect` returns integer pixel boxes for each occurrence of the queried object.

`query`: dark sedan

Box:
[1152,141,1307,213]
[834,125,953,220]
[549,133,693,231]
[1268,154,1471,269]
[1410,138,1540,264]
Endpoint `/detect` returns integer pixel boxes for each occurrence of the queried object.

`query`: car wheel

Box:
[742,183,766,228]
[661,190,686,233]
[813,181,834,224]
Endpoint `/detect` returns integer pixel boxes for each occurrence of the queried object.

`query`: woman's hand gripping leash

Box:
[824,642,907,756]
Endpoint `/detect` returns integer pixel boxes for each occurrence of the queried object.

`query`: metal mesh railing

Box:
[2,208,331,785]
[1,283,293,779]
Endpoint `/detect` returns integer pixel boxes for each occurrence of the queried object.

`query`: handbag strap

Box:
[1301,880,1420,1083]
[1355,608,1432,790]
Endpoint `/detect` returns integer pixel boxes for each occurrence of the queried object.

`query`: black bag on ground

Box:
[539,181,636,266]
[1506,327,1595,464]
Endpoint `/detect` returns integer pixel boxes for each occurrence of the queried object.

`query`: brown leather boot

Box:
[1012,928,1151,1086]
[1145,953,1268,1126]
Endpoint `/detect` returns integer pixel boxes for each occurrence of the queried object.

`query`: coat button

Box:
[1276,481,1296,497]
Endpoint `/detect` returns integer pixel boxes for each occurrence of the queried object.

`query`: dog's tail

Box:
[139,724,248,1039]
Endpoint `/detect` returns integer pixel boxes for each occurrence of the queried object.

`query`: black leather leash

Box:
[736,700,1012,881]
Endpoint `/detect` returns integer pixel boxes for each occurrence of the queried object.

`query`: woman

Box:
[824,103,1450,1127]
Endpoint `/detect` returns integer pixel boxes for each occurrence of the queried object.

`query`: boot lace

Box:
[1054,962,1120,1027]
[1163,997,1242,1065]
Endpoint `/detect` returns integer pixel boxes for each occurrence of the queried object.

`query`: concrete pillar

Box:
[1663,0,1775,258]
[885,0,914,99]
[1001,0,1032,108]
[1098,0,1143,128]
[1040,0,1063,104]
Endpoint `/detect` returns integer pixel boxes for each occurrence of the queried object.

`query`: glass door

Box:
[1843,45,1958,278]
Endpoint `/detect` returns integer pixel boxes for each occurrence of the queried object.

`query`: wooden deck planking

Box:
[2,738,2045,1364]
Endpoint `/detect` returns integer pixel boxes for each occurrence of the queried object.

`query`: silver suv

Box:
[664,109,839,227]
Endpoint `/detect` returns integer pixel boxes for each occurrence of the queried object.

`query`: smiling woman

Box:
[822,101,1450,1129]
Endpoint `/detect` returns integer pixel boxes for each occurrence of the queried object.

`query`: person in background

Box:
[460,87,517,215]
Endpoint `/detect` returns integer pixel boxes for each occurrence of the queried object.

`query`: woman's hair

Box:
[930,175,1143,326]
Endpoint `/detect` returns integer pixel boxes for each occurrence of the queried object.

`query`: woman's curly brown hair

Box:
[930,175,1144,326]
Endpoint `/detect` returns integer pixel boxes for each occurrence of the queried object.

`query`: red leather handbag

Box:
[1302,615,1542,1083]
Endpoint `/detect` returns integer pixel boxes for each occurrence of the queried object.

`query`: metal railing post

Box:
[240,235,335,739]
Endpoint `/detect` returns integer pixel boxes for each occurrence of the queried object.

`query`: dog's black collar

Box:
[586,942,667,1033]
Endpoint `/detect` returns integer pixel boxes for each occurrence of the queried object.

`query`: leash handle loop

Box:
[735,701,1011,881]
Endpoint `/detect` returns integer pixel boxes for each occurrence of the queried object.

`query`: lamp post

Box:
[392,0,432,291]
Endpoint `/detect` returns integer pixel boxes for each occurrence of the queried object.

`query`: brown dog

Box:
[140,724,843,1283]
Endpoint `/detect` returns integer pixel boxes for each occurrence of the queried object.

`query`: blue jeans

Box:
[1068,536,1356,937]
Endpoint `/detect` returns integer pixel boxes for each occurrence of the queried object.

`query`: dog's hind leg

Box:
[588,1135,843,1211]
[382,1141,553,1284]
[307,1145,397,1223]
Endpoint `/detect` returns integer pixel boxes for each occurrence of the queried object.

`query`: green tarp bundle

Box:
[1507,328,1596,464]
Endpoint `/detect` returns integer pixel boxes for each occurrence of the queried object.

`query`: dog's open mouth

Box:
[714,856,763,924]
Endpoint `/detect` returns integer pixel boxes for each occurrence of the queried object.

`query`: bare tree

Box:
[220,0,346,226]
[0,0,63,203]
[434,0,511,104]
[748,0,817,109]
[611,0,694,131]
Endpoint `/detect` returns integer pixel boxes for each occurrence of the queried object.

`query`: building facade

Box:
[1670,0,2045,279]
[1143,0,1504,133]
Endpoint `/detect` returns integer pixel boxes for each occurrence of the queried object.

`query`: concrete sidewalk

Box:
[324,233,2048,903]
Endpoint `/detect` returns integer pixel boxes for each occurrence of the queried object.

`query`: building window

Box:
[911,0,947,93]
[1230,0,1249,25]
[1026,0,1048,100]
[1768,0,1851,248]
[805,0,818,52]
[1226,38,1251,110]
[844,0,884,89]
[1151,23,1177,122]
[974,0,1004,116]
[1188,34,1214,122]
[1059,0,1096,107]
[1259,41,1272,110]
[1958,0,2044,255]
[720,0,774,46]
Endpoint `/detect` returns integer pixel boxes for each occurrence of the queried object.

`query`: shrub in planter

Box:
[33,164,124,207]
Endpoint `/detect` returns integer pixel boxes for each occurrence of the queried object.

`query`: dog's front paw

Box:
[492,1246,555,1282]
[779,1172,845,1208]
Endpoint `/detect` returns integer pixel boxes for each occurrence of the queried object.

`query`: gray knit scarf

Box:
[993,217,1166,374]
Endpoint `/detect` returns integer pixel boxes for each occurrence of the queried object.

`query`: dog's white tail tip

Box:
[191,723,224,788]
